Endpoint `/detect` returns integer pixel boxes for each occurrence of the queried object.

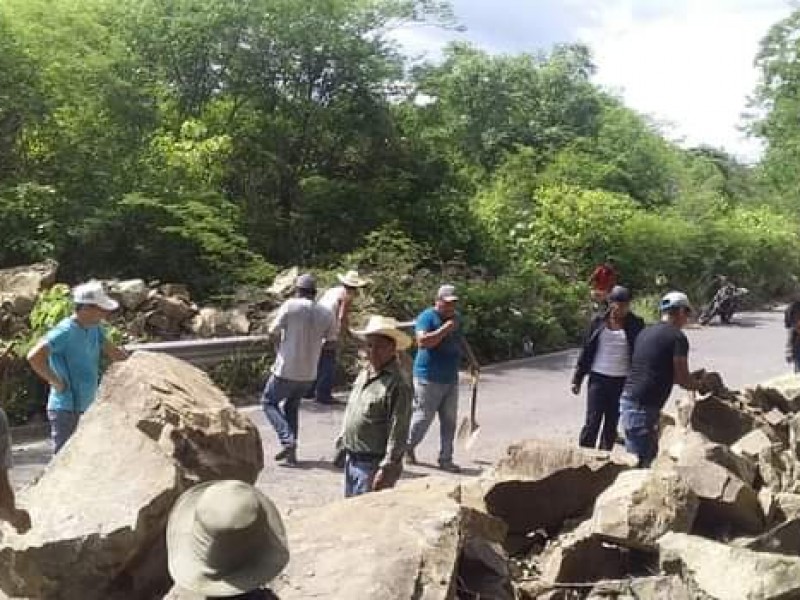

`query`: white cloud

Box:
[392,0,795,161]
[578,0,791,161]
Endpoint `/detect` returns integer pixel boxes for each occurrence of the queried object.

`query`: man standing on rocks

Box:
[620,291,699,467]
[314,270,369,405]
[406,284,480,473]
[339,316,413,497]
[27,280,129,453]
[0,406,31,533]
[262,274,335,466]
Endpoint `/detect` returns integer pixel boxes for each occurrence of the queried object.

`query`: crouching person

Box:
[166,480,289,599]
[339,316,413,497]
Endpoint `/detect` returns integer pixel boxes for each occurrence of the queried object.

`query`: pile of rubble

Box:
[0,261,305,343]
[461,371,800,600]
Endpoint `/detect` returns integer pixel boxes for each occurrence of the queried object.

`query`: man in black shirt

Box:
[620,291,698,467]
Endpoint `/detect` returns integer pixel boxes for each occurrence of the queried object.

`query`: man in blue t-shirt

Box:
[27,281,129,453]
[405,284,479,472]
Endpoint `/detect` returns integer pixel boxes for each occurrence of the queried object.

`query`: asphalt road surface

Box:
[10,309,791,515]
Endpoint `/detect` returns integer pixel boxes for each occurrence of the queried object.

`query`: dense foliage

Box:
[1,0,799,371]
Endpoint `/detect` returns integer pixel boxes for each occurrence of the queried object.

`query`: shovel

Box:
[457,371,481,450]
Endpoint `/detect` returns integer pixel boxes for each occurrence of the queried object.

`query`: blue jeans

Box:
[261,375,313,448]
[407,379,459,464]
[48,410,81,454]
[344,454,381,497]
[314,344,337,404]
[619,395,660,468]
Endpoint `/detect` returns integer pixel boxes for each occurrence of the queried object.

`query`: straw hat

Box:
[167,480,290,597]
[337,270,369,288]
[351,315,412,351]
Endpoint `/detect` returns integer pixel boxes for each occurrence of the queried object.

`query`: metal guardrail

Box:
[125,335,272,367]
[123,321,417,368]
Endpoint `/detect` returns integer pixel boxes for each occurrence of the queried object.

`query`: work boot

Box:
[333,448,347,469]
[404,447,418,466]
[438,460,461,474]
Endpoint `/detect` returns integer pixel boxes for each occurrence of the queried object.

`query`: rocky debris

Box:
[749,374,800,413]
[660,427,757,486]
[0,352,263,600]
[775,493,800,521]
[676,459,764,537]
[267,266,299,297]
[590,468,698,551]
[744,518,800,556]
[538,520,631,584]
[190,306,251,337]
[732,428,778,461]
[107,278,149,311]
[659,532,800,600]
[0,259,58,315]
[685,394,759,445]
[268,479,507,600]
[463,440,631,553]
[586,576,692,599]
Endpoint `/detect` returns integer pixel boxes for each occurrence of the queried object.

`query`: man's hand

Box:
[571,383,581,395]
[440,319,458,335]
[372,462,402,491]
[10,508,31,534]
[52,379,67,393]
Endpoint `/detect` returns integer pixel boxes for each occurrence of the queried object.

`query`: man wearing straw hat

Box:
[313,270,369,405]
[339,316,413,497]
[166,480,289,599]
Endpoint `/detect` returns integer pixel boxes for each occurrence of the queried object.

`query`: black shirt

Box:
[623,322,689,409]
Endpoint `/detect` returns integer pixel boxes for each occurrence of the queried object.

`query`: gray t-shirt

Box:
[0,408,12,470]
[270,298,335,382]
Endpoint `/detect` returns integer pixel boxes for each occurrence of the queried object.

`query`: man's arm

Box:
[338,294,352,334]
[416,316,457,349]
[461,336,480,373]
[373,382,413,491]
[673,357,698,391]
[26,340,65,392]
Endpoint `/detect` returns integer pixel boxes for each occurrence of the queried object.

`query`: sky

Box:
[393,0,795,162]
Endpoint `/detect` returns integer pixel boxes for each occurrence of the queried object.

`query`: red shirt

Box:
[591,265,617,293]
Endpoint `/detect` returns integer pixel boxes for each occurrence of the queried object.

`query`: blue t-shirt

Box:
[45,317,106,412]
[413,308,463,384]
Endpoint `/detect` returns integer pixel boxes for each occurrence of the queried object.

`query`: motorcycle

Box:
[698,284,749,325]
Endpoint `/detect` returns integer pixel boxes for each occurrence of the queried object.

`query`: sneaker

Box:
[438,461,461,473]
[274,446,295,461]
[284,447,298,466]
[404,448,418,465]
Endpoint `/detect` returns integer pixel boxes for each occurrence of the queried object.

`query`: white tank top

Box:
[591,327,630,378]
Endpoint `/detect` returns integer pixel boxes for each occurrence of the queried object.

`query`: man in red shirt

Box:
[589,258,618,303]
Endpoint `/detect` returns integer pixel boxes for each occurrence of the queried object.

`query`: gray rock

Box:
[745,518,800,556]
[659,532,800,599]
[590,468,698,551]
[0,352,263,600]
[539,521,630,584]
[108,278,148,311]
[0,260,58,315]
[687,394,758,446]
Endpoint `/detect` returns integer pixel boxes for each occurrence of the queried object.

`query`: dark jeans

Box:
[620,395,660,468]
[48,410,82,454]
[314,344,337,404]
[261,375,313,448]
[579,373,625,451]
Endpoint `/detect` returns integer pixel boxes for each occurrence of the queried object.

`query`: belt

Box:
[346,450,383,462]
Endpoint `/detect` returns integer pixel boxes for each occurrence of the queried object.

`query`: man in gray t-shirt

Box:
[261,274,335,466]
[0,408,31,533]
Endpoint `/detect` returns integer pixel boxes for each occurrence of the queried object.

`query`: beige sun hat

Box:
[337,270,369,288]
[166,480,290,597]
[351,315,412,351]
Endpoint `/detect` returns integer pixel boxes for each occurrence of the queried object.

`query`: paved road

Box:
[10,309,791,515]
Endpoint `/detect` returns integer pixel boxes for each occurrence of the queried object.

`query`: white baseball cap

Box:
[437,284,458,302]
[72,280,119,311]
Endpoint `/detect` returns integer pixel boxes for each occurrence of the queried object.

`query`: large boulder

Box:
[732,428,778,462]
[659,532,800,599]
[462,440,631,552]
[587,576,692,600]
[190,306,251,337]
[267,479,506,600]
[267,267,299,297]
[748,374,800,413]
[108,279,149,311]
[659,427,756,486]
[590,468,699,551]
[675,460,764,537]
[539,520,630,584]
[0,259,58,315]
[0,352,263,600]
[684,394,758,446]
